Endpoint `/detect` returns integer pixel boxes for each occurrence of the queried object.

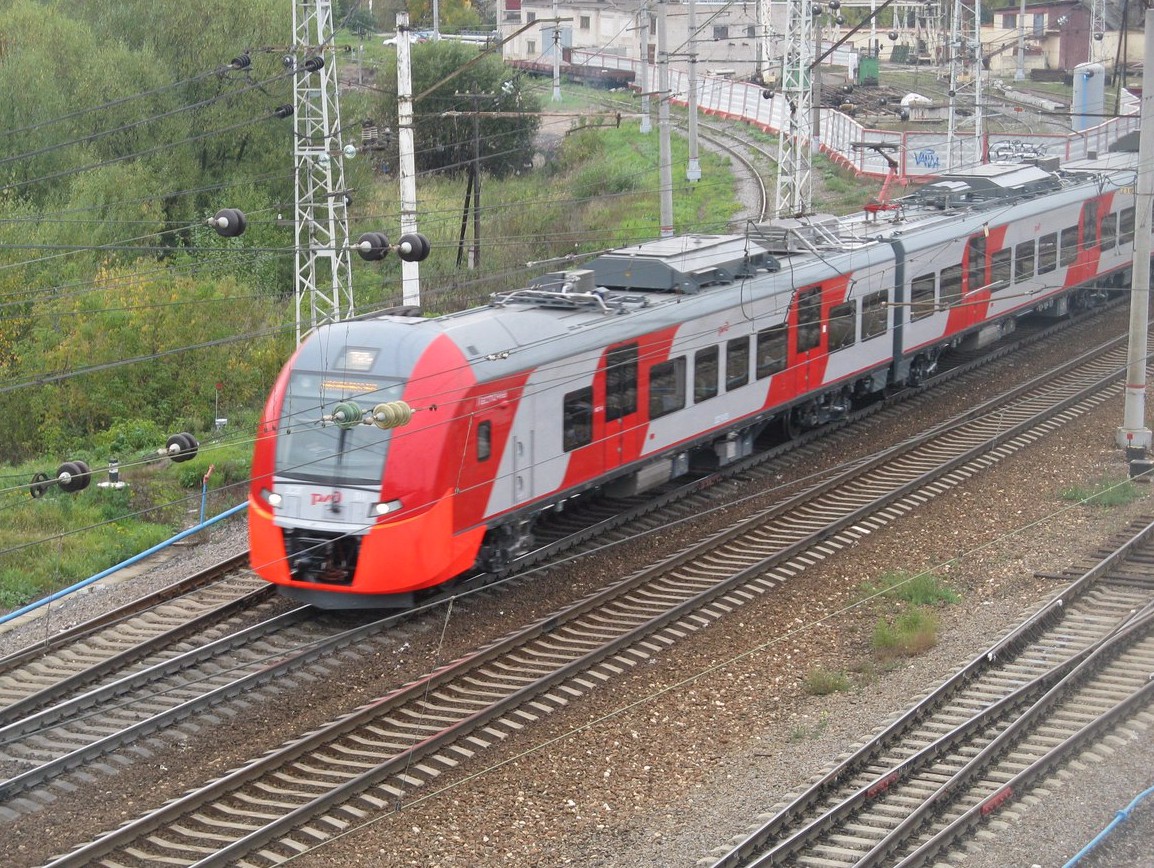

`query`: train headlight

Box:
[371,499,403,517]
[262,489,283,508]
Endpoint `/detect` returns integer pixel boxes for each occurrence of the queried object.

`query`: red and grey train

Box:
[249,151,1140,608]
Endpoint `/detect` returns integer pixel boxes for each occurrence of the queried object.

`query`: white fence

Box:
[569,50,1141,181]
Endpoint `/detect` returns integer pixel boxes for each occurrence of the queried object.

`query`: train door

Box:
[791,285,825,394]
[603,343,641,469]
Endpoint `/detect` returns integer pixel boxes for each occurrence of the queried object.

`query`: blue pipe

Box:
[1063,782,1154,867]
[0,502,248,628]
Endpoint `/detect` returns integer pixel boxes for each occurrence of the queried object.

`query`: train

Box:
[249,147,1140,608]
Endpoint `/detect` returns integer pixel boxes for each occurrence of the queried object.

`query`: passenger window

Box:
[1120,208,1135,245]
[1038,233,1058,273]
[605,344,638,421]
[1014,240,1035,281]
[991,248,1011,287]
[1083,201,1099,249]
[1059,226,1078,266]
[966,235,986,294]
[477,421,491,461]
[910,273,936,321]
[940,264,963,307]
[1100,212,1117,250]
[726,337,750,390]
[828,301,856,351]
[649,357,686,419]
[861,291,887,339]
[694,346,719,403]
[756,325,787,378]
[796,288,822,353]
[562,387,593,452]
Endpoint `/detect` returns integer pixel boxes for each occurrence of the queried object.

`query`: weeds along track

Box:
[36,324,1137,867]
[707,517,1154,868]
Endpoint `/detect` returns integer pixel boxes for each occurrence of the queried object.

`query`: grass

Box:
[872,609,940,659]
[860,570,960,606]
[803,667,851,696]
[1061,478,1144,508]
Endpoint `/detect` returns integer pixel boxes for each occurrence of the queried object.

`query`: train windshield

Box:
[275,371,405,485]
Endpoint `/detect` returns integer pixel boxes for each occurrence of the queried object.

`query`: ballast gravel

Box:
[4,310,1154,868]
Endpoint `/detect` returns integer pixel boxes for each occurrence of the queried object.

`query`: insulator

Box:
[303,56,325,72]
[230,53,251,70]
[57,460,92,493]
[396,232,431,263]
[331,401,364,430]
[166,433,199,463]
[274,104,294,119]
[212,208,247,238]
[356,232,389,261]
[372,401,413,429]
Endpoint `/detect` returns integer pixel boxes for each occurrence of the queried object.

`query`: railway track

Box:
[708,518,1154,867]
[35,320,1137,866]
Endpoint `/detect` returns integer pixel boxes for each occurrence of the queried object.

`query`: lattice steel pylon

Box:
[292,0,355,343]
[1089,0,1105,63]
[775,0,815,218]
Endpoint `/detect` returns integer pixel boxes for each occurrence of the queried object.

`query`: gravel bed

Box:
[4,310,1154,867]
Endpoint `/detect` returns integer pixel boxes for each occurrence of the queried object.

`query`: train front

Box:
[248,320,483,608]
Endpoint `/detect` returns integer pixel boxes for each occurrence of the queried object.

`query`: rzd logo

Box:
[311,492,342,506]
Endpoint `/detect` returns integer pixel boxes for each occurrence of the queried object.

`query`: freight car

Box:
[249,150,1139,607]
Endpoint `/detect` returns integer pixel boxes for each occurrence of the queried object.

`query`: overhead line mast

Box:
[291,0,356,343]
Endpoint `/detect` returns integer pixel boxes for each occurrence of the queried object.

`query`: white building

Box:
[497,0,785,84]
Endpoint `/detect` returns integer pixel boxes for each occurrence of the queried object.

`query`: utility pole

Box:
[552,0,562,102]
[657,0,674,236]
[639,5,652,134]
[1116,8,1154,458]
[291,0,356,342]
[397,12,421,305]
[1015,0,1026,81]
[686,0,701,181]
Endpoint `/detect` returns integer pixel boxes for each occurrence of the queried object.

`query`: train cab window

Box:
[649,357,687,419]
[862,291,887,339]
[694,346,719,403]
[1059,226,1078,266]
[605,344,638,422]
[476,421,492,461]
[965,235,986,293]
[1083,201,1099,249]
[991,248,1012,288]
[726,336,750,390]
[1014,240,1035,281]
[940,264,963,307]
[910,273,936,321]
[756,325,787,378]
[1038,233,1058,273]
[562,387,593,452]
[1100,212,1117,250]
[796,288,822,353]
[827,301,856,351]
[1120,207,1136,246]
